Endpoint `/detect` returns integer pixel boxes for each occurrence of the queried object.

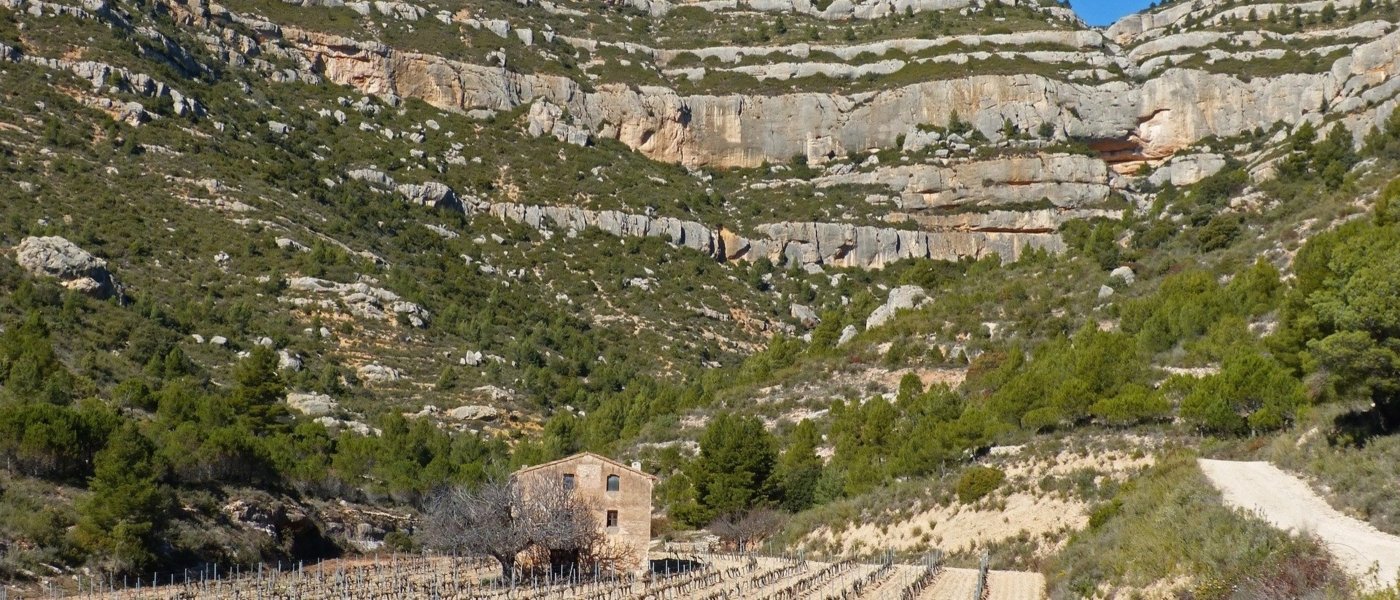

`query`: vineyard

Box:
[5,553,1045,600]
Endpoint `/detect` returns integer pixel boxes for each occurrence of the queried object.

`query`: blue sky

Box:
[1071,0,1156,26]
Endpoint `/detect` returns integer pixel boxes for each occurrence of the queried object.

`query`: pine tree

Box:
[74,426,171,574]
[688,414,777,523]
[1320,2,1338,23]
[776,420,824,512]
[231,346,289,432]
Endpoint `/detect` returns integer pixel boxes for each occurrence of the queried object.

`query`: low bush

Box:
[955,466,1005,504]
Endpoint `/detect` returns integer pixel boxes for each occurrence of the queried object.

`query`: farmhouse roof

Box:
[514,451,658,481]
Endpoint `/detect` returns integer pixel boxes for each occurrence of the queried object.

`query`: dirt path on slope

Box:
[1198,459,1400,591]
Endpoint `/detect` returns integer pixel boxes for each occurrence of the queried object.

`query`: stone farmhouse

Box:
[514,452,657,573]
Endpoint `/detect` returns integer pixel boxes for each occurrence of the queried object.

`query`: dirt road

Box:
[1199,459,1400,591]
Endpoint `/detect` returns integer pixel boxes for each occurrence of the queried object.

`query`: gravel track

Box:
[1199,459,1400,591]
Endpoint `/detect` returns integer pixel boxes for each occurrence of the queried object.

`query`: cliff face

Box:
[173,3,1400,171]
[18,0,1400,272]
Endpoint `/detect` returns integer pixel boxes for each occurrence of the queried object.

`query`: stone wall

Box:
[516,454,654,573]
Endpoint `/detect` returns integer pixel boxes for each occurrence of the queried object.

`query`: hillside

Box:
[3,0,1400,596]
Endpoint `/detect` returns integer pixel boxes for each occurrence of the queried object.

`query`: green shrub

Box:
[955,466,1005,504]
[1091,384,1171,427]
[1180,350,1306,435]
[1087,498,1122,530]
[1019,406,1063,432]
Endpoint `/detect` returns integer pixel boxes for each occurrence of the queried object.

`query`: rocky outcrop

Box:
[288,23,1396,170]
[222,493,313,538]
[348,168,463,210]
[0,43,202,118]
[286,392,339,417]
[527,101,592,146]
[481,201,717,256]
[899,208,1122,233]
[285,276,429,327]
[653,30,1107,66]
[1108,0,1371,46]
[396,182,460,210]
[467,195,1062,267]
[446,405,500,421]
[815,154,1110,209]
[1125,26,1400,158]
[14,236,117,298]
[748,222,1064,268]
[1148,153,1228,188]
[252,28,1135,168]
[340,168,1070,268]
[0,0,108,19]
[356,363,401,384]
[667,0,1076,22]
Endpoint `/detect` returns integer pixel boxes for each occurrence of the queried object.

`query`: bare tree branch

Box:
[709,508,786,552]
[422,478,531,580]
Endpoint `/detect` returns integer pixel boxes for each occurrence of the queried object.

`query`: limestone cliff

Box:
[160,0,1400,174]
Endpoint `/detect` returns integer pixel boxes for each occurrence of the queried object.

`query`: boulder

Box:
[446,405,500,421]
[1109,266,1136,285]
[837,324,859,346]
[396,181,460,210]
[278,350,304,371]
[276,237,310,252]
[865,285,929,330]
[286,392,338,417]
[471,385,516,402]
[222,493,310,538]
[790,304,820,328]
[14,236,116,298]
[718,228,750,259]
[315,416,378,436]
[346,168,395,188]
[357,363,401,384]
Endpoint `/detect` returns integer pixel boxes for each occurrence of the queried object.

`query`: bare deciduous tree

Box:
[422,479,531,580]
[424,475,628,580]
[709,508,786,552]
